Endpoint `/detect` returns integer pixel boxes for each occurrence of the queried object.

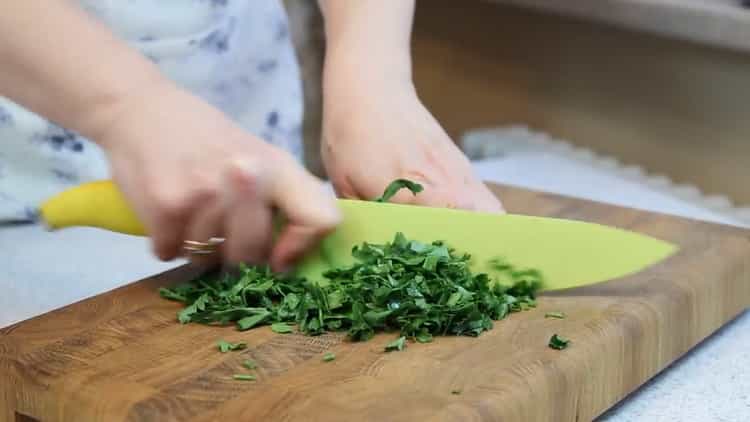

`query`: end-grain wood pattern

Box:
[2,184,749,421]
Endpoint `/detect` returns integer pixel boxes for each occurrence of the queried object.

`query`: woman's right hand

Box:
[94,83,340,271]
[0,0,339,268]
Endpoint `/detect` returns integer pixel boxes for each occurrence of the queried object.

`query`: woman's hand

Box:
[321,79,503,212]
[318,0,502,212]
[97,83,340,270]
[0,2,339,269]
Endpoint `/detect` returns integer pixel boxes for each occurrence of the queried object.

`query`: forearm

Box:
[0,0,168,142]
[318,0,415,92]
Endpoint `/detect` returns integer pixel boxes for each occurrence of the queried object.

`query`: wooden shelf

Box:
[487,0,750,54]
[412,0,750,203]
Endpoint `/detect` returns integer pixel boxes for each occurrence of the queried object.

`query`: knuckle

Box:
[321,212,342,232]
[313,201,342,234]
[145,187,185,221]
[227,157,267,197]
[155,198,184,222]
[190,184,219,205]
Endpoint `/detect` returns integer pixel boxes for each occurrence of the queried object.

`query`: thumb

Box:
[266,153,341,271]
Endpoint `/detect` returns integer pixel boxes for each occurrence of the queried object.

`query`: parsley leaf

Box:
[159,287,187,302]
[178,293,209,324]
[415,330,433,344]
[217,340,246,353]
[242,360,257,370]
[271,322,293,334]
[161,230,544,352]
[233,374,256,381]
[322,352,336,362]
[385,336,406,352]
[374,179,424,203]
[237,310,271,331]
[548,334,570,350]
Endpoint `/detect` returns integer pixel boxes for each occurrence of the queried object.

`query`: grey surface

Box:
[488,0,750,54]
[2,155,749,420]
[0,226,181,328]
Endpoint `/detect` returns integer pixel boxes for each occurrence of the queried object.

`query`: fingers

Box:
[270,224,326,273]
[184,194,225,269]
[266,152,341,271]
[472,183,506,213]
[147,191,197,261]
[221,159,274,265]
[374,175,504,214]
[220,153,339,269]
[144,151,340,270]
[415,184,505,213]
[269,153,341,228]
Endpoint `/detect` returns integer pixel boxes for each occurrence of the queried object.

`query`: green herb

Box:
[233,374,256,381]
[415,330,433,344]
[217,340,246,353]
[548,334,570,350]
[161,232,543,349]
[451,389,462,395]
[242,360,257,370]
[237,310,271,331]
[374,179,424,203]
[545,311,566,319]
[271,322,293,334]
[385,336,406,352]
[159,287,186,302]
[322,352,336,362]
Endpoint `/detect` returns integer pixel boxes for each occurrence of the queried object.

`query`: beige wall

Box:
[412,0,750,204]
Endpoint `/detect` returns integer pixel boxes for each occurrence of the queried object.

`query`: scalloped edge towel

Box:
[461,125,749,229]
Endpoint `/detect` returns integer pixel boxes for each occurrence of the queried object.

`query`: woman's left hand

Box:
[321,79,504,213]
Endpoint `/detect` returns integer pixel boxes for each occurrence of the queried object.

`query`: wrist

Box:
[82,75,178,150]
[322,45,415,121]
[324,40,412,88]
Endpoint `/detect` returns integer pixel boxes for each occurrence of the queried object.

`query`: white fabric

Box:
[0,0,303,221]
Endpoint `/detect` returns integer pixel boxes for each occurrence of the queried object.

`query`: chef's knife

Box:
[37,180,678,290]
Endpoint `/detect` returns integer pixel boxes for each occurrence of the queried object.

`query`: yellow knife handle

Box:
[39,180,148,236]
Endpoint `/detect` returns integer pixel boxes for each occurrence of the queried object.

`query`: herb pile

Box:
[159,179,546,348]
[160,233,542,345]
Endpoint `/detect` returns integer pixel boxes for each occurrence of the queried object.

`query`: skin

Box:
[319,1,504,212]
[0,0,502,270]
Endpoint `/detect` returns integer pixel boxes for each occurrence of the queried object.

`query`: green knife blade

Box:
[36,181,677,290]
[295,199,678,291]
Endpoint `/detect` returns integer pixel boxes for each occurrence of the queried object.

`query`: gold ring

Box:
[183,237,224,254]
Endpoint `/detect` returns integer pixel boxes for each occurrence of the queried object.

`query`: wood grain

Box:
[2,184,749,421]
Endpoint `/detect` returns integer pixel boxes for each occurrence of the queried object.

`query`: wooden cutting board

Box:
[2,184,748,422]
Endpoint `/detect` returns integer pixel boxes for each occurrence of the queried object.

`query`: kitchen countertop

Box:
[487,0,750,53]
[2,155,749,420]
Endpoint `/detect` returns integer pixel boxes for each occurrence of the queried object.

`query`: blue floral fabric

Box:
[0,0,303,221]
